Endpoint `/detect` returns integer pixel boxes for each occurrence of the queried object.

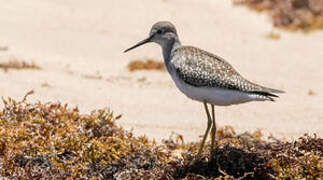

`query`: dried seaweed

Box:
[127,59,165,71]
[0,59,41,72]
[0,98,321,179]
[233,0,323,31]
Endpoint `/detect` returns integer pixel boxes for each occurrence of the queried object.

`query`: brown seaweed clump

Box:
[0,59,41,72]
[127,58,165,71]
[0,98,322,179]
[0,98,168,179]
[233,0,323,31]
[171,129,323,179]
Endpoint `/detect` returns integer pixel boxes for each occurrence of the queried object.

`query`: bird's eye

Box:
[157,29,162,34]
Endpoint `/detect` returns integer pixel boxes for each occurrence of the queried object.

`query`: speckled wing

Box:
[170,46,282,98]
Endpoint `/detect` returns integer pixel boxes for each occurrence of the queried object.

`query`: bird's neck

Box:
[162,38,181,68]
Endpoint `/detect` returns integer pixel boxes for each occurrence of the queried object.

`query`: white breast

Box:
[168,69,262,106]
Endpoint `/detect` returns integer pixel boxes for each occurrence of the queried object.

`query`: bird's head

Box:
[124,21,178,53]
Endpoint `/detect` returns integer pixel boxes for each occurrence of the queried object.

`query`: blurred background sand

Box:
[0,0,322,142]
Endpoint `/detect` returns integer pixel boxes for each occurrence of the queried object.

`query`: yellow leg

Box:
[196,101,212,159]
[210,104,216,152]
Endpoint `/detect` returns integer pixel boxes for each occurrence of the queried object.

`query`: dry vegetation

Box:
[0,98,321,179]
[127,59,165,72]
[233,0,323,31]
[0,59,41,72]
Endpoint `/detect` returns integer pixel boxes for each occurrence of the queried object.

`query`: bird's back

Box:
[170,46,283,101]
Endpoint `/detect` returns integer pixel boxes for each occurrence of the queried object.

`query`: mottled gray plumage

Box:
[170,46,283,100]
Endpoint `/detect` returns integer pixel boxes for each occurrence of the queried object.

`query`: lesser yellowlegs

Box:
[124,21,284,158]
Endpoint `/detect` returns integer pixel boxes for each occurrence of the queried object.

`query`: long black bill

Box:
[124,35,152,53]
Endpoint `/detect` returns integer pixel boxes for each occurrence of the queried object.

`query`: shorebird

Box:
[124,21,283,159]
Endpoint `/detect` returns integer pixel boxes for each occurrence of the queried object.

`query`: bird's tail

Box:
[267,87,285,94]
[251,87,285,102]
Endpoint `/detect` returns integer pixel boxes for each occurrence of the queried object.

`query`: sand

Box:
[0,0,322,142]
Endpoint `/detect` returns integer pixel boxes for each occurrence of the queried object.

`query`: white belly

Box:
[170,72,259,106]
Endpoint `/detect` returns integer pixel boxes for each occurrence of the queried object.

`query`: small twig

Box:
[22,90,34,102]
[236,172,255,180]
[217,162,229,176]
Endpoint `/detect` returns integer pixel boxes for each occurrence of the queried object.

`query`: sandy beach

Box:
[0,0,322,142]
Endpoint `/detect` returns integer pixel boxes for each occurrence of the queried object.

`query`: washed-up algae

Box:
[233,0,323,32]
[127,59,165,72]
[0,98,321,179]
[0,60,41,72]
